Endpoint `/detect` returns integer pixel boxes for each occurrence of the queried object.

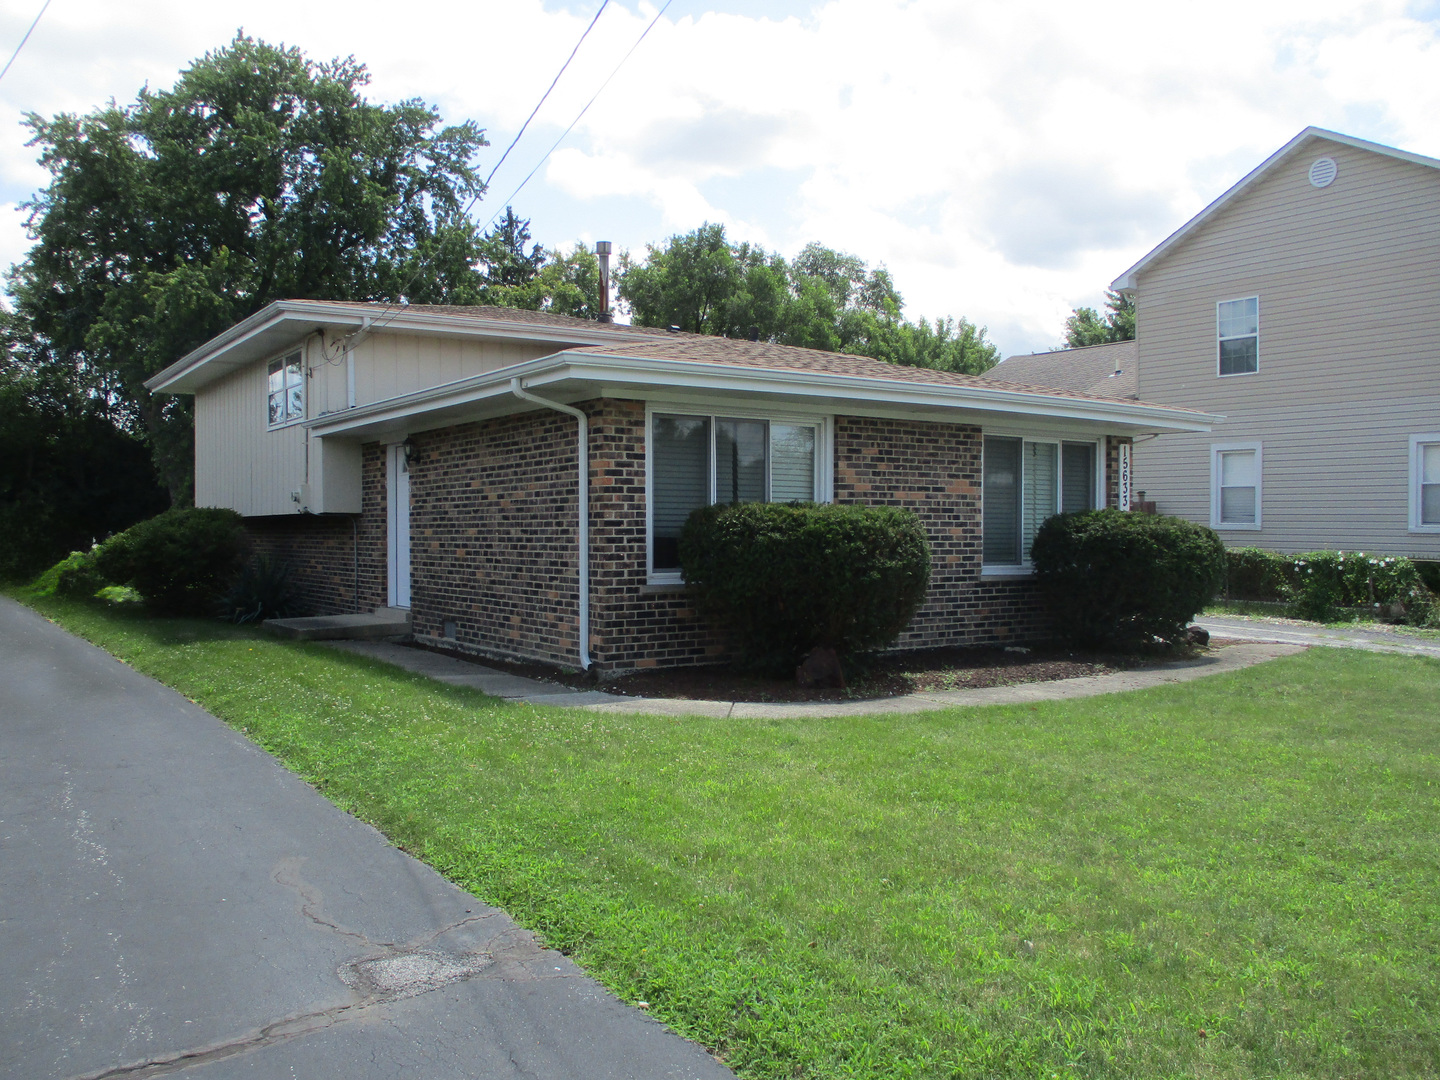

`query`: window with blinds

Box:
[984,437,1098,566]
[650,412,821,574]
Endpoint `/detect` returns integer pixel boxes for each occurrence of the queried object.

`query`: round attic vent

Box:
[1308,157,1338,188]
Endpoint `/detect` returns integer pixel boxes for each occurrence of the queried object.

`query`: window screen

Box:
[1022,441,1058,559]
[1061,442,1096,513]
[983,436,1022,564]
[651,415,710,570]
[1218,450,1258,524]
[715,419,767,504]
[771,424,816,502]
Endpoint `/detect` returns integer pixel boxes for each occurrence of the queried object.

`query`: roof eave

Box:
[306,350,1217,440]
[144,302,672,395]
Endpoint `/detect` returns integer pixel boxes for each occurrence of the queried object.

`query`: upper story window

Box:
[1411,435,1440,532]
[267,352,304,427]
[983,436,1098,568]
[649,411,824,578]
[1217,297,1259,376]
[1211,442,1261,530]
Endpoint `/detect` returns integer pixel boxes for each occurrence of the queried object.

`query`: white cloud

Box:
[0,0,1436,354]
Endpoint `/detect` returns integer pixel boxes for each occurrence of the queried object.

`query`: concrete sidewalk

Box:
[1196,614,1440,660]
[327,638,1308,719]
[0,596,732,1080]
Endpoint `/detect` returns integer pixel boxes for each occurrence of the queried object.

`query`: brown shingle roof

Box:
[567,335,1181,409]
[292,299,687,338]
[977,340,1139,400]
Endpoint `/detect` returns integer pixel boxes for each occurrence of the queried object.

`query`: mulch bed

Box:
[411,640,1208,704]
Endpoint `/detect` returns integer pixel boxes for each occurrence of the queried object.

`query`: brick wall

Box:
[832,416,1046,648]
[244,408,1125,669]
[244,442,386,615]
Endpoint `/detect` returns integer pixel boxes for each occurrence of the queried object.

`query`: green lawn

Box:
[16,593,1440,1079]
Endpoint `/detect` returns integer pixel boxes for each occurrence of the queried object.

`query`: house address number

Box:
[1118,442,1133,511]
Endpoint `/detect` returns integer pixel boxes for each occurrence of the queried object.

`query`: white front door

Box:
[387,444,411,609]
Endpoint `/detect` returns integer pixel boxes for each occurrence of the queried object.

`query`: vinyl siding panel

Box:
[194,329,562,518]
[194,353,307,517]
[1133,139,1440,558]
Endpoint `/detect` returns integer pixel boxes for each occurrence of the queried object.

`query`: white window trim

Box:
[1210,441,1263,531]
[644,404,834,585]
[266,348,307,430]
[980,434,1105,576]
[1216,295,1260,378]
[1409,433,1440,533]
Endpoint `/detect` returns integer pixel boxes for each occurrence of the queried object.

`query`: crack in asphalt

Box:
[61,863,570,1080]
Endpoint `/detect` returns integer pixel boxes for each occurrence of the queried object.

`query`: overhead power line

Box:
[482,0,676,232]
[0,0,52,86]
[481,0,610,191]
[357,0,616,340]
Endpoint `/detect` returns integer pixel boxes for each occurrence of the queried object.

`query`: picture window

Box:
[650,412,821,576]
[983,436,1098,567]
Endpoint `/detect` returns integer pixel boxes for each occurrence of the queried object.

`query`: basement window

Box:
[267,351,304,427]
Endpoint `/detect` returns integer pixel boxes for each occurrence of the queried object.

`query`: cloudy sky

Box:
[0,0,1437,356]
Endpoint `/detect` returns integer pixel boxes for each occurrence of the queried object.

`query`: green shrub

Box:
[30,549,111,599]
[1289,550,1435,624]
[679,502,931,674]
[219,555,301,624]
[1031,510,1226,649]
[1224,547,1296,601]
[94,507,248,615]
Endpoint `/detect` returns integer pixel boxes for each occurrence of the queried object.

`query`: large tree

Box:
[617,224,998,374]
[1062,289,1136,349]
[7,34,489,503]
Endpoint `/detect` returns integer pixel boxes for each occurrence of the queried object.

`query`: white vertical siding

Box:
[1133,140,1440,559]
[194,358,306,517]
[192,328,564,517]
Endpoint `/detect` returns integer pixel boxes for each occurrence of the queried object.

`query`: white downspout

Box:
[510,377,590,670]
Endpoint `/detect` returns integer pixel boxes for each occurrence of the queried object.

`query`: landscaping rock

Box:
[796,646,845,689]
[1186,625,1210,646]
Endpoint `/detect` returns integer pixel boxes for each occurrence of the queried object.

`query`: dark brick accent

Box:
[832,416,1046,648]
[1105,435,1133,510]
[244,443,386,616]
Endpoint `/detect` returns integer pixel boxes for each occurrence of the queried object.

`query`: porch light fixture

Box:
[402,438,417,467]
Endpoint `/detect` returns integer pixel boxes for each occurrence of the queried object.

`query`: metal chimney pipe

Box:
[594,241,613,323]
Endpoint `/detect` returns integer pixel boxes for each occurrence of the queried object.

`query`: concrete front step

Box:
[264,607,412,642]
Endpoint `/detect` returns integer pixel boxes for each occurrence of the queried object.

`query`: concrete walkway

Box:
[1196,614,1440,660]
[326,638,1308,719]
[0,597,732,1080]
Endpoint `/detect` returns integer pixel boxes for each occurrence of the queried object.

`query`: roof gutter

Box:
[510,377,590,671]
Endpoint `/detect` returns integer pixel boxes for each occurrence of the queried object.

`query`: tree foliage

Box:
[0,317,168,580]
[6,33,490,502]
[1063,289,1136,349]
[617,223,999,374]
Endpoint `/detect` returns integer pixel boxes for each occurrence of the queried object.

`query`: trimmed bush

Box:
[1224,547,1296,602]
[30,549,111,599]
[219,555,301,624]
[1289,550,1435,624]
[1030,509,1226,649]
[679,502,931,674]
[93,507,248,615]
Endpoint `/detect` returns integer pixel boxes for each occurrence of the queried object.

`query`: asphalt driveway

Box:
[0,596,732,1080]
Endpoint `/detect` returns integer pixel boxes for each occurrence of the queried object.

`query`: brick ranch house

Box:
[145,301,1214,674]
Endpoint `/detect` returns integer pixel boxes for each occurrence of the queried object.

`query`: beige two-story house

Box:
[1112,127,1440,558]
